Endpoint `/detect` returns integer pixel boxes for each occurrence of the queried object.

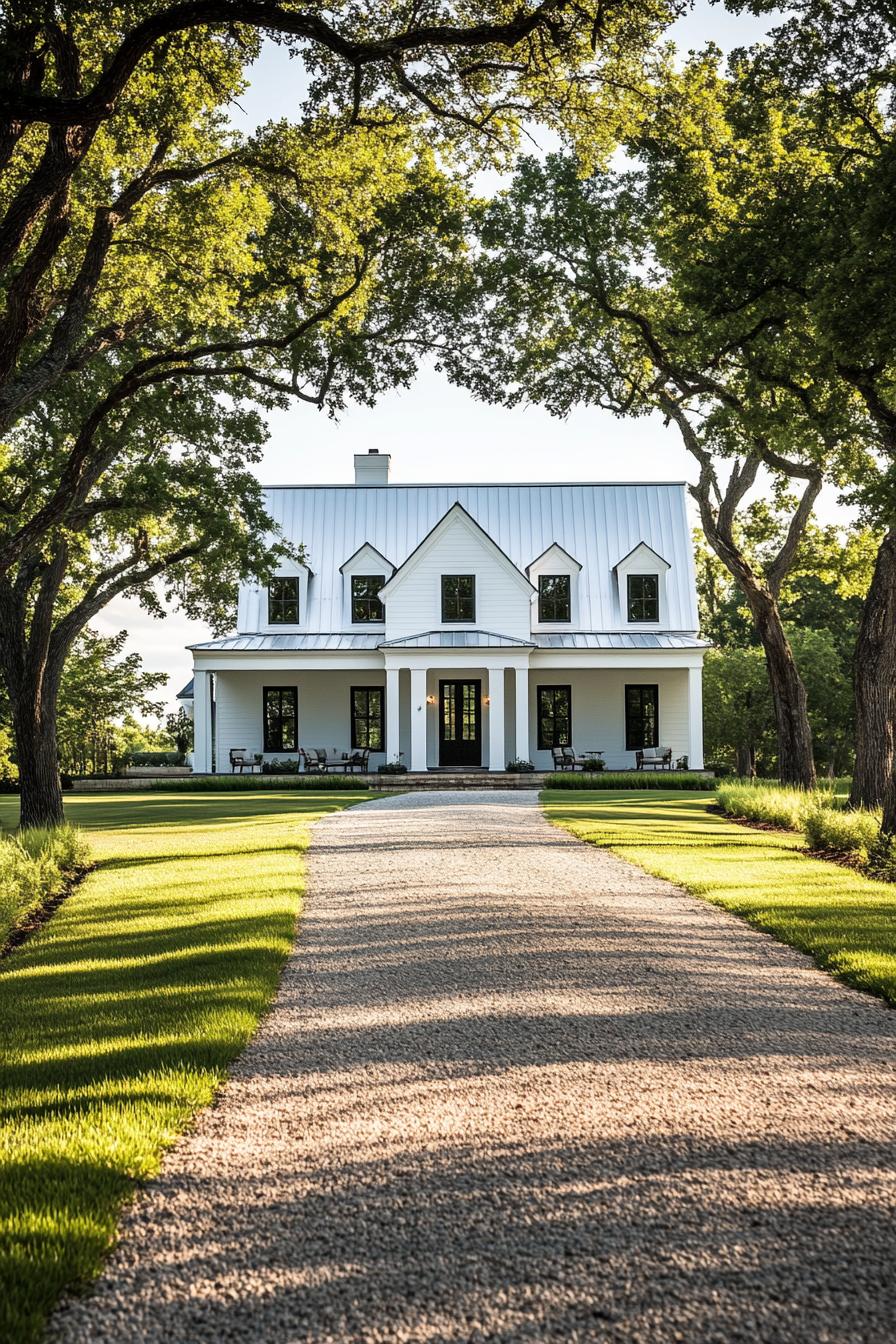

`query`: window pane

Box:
[351,575,385,623]
[538,574,571,622]
[537,686,571,749]
[625,685,658,750]
[441,575,475,622]
[264,687,297,752]
[627,574,659,622]
[268,577,299,624]
[351,686,384,750]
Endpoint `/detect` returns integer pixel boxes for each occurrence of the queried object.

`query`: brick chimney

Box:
[353,449,391,486]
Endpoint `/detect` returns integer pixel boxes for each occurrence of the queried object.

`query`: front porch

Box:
[190,651,705,776]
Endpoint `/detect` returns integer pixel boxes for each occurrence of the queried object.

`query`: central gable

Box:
[379,502,534,642]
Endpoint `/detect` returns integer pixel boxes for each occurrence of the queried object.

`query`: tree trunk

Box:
[735,743,756,778]
[0,594,66,828]
[15,689,64,828]
[852,526,896,816]
[742,582,817,789]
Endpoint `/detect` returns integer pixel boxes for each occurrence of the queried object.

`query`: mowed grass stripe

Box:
[0,790,366,1344]
[543,789,896,1006]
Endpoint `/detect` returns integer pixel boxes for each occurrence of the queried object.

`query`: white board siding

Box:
[213,665,691,772]
[528,667,690,771]
[384,511,532,642]
[214,670,386,768]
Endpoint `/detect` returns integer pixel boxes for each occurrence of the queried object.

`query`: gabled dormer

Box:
[379,502,534,641]
[613,542,671,629]
[526,543,582,630]
[237,556,314,634]
[340,543,394,629]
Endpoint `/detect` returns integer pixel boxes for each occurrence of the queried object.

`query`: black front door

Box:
[439,680,481,767]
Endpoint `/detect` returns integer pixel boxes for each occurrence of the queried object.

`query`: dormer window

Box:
[351,575,385,623]
[268,577,300,624]
[627,574,659,623]
[441,574,475,623]
[538,575,571,623]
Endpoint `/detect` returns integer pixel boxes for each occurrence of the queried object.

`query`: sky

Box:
[98,2,844,712]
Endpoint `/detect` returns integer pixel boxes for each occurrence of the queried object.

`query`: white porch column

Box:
[688,664,704,769]
[487,665,505,772]
[514,665,529,763]
[192,670,212,773]
[385,667,401,765]
[409,667,427,771]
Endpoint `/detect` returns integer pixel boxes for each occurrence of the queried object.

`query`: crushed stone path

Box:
[49,790,896,1344]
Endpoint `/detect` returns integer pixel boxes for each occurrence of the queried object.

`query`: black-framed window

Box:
[268,576,300,624]
[263,686,297,752]
[627,574,659,623]
[625,684,659,750]
[351,575,385,623]
[441,574,475,623]
[537,685,572,750]
[351,686,384,750]
[538,574,571,623]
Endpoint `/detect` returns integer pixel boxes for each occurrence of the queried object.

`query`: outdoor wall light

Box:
[425,694,437,704]
[483,696,491,705]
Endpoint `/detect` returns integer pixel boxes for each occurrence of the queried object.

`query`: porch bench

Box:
[551,745,600,771]
[229,748,262,774]
[635,747,673,771]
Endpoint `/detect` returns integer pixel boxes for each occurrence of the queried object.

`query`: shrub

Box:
[868,831,896,883]
[261,758,301,775]
[0,823,89,946]
[716,782,825,830]
[149,774,370,792]
[705,761,734,778]
[545,771,717,791]
[505,758,535,773]
[377,760,408,775]
[580,756,605,772]
[804,806,883,864]
[125,750,182,767]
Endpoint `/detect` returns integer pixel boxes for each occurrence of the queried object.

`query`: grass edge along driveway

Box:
[543,788,896,1008]
[0,789,369,1344]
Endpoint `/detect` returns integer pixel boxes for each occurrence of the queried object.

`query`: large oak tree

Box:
[0,1,673,826]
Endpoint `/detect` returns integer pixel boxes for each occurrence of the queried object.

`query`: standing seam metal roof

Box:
[245,483,700,635]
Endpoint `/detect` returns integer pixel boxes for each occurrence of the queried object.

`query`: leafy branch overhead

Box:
[0,1,672,824]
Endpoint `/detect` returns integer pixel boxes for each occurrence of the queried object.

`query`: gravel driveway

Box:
[49,790,896,1344]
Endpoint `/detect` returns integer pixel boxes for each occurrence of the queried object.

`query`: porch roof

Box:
[534,632,709,650]
[379,629,535,649]
[189,629,708,654]
[189,632,383,652]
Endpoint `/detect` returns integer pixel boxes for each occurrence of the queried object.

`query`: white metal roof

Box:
[381,629,535,649]
[191,630,707,653]
[247,482,699,634]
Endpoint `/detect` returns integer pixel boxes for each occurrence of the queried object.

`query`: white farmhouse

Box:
[187,452,707,774]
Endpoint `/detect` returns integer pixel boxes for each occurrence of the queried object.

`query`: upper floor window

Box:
[441,574,475,623]
[538,574,571,623]
[268,577,300,624]
[627,574,659,623]
[351,575,385,623]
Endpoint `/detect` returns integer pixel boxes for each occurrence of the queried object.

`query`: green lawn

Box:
[0,789,368,1344]
[544,788,896,1006]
